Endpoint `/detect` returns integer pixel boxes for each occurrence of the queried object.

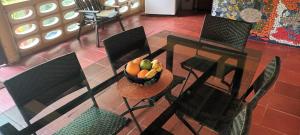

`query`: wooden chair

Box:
[0,52,129,135]
[75,0,125,47]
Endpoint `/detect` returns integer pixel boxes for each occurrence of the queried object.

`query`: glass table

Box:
[0,30,262,134]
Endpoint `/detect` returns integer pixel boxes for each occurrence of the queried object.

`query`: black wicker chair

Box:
[103,26,151,75]
[0,52,128,135]
[180,14,252,93]
[75,0,125,47]
[176,56,280,134]
[142,104,252,135]
[218,104,252,135]
[103,26,185,110]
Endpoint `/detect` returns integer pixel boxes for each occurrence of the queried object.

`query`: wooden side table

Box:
[117,69,173,132]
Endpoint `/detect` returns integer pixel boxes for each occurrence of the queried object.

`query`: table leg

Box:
[122,97,143,132]
[120,99,154,116]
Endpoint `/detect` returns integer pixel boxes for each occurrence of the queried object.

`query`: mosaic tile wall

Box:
[212,0,300,47]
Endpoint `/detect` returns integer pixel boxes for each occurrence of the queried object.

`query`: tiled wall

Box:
[0,0,143,63]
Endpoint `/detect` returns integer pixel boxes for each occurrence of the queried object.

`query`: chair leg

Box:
[176,112,198,135]
[118,16,125,31]
[197,125,203,134]
[221,78,232,89]
[95,24,100,48]
[179,67,193,96]
[221,70,235,89]
[77,20,84,41]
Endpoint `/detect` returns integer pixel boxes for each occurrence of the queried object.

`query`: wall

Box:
[0,0,144,63]
[212,0,300,47]
[0,5,20,63]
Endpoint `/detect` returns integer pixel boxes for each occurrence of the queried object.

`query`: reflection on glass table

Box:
[0,30,262,134]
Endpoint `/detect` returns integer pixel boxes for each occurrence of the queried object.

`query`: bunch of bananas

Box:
[144,59,163,79]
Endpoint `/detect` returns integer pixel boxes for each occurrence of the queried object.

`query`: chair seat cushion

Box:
[178,84,234,128]
[181,56,217,72]
[181,56,236,78]
[55,107,128,135]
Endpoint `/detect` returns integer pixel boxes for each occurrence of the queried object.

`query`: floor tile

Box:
[262,108,300,135]
[0,89,15,113]
[18,54,48,69]
[252,104,267,125]
[281,57,300,73]
[249,124,285,135]
[278,69,300,86]
[76,48,107,63]
[274,81,300,100]
[268,93,300,117]
[0,66,25,80]
[140,106,168,127]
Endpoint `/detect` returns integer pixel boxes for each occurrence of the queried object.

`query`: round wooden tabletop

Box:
[117,69,173,100]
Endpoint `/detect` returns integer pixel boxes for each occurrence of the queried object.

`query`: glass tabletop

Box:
[0,30,262,134]
[146,31,262,96]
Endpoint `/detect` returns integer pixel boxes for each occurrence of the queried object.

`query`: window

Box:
[1,0,28,5]
[118,0,127,3]
[42,16,59,27]
[19,37,40,49]
[10,8,33,20]
[66,23,79,32]
[61,0,75,7]
[131,1,139,9]
[44,29,62,40]
[15,23,37,35]
[64,11,79,20]
[39,2,57,14]
[119,5,128,14]
[104,0,115,6]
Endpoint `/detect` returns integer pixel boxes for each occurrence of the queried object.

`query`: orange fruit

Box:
[137,70,149,78]
[133,57,142,65]
[126,61,140,76]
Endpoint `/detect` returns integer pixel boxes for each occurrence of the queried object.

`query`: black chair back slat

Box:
[4,53,96,124]
[103,26,151,73]
[200,15,253,51]
[223,105,252,135]
[241,56,280,109]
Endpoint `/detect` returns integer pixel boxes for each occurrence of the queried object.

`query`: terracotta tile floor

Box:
[1,12,300,135]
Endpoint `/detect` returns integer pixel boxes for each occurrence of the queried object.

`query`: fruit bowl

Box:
[124,58,163,85]
[124,68,162,85]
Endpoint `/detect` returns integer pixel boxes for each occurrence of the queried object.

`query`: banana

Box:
[145,69,157,79]
[154,64,162,72]
[152,60,163,72]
